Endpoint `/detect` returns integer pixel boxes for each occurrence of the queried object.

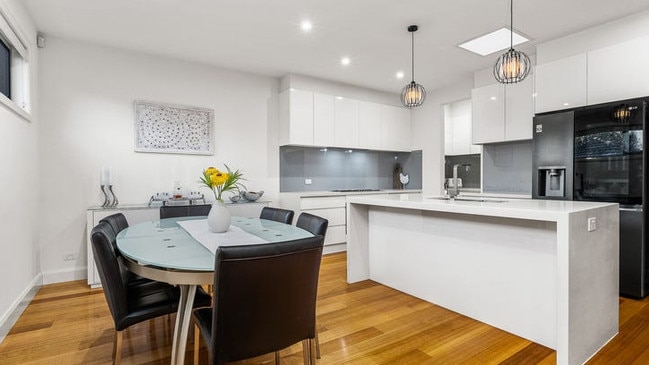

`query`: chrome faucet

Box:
[449,164,471,198]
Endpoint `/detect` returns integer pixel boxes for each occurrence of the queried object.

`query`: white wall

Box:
[0,0,40,334]
[38,38,280,283]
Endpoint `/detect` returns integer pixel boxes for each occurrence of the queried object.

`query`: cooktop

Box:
[331,189,381,192]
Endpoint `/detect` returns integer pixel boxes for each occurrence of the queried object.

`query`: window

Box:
[0,5,30,119]
[0,38,9,98]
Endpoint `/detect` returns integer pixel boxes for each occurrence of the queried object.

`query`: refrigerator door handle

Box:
[620,205,643,212]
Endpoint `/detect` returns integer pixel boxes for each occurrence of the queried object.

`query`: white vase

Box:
[207,200,231,233]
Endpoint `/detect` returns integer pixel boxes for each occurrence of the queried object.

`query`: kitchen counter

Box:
[346,193,618,365]
[279,189,420,198]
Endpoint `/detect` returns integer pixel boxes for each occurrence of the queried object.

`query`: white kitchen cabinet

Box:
[279,89,314,146]
[535,53,587,113]
[313,92,335,146]
[588,35,649,105]
[358,101,382,149]
[300,196,347,249]
[381,105,411,151]
[333,97,359,148]
[505,76,534,141]
[444,99,482,155]
[472,83,505,144]
[471,80,533,144]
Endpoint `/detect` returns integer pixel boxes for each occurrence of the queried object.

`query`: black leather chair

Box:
[295,212,328,358]
[192,235,324,365]
[296,212,328,238]
[160,204,212,219]
[259,207,295,225]
[99,213,129,236]
[91,221,212,365]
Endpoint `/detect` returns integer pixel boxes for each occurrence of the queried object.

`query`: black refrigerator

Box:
[532,97,649,298]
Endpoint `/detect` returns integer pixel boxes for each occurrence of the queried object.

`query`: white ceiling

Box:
[22,0,649,94]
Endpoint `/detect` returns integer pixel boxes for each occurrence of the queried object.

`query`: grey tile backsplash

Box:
[444,154,481,189]
[482,140,532,194]
[280,146,422,192]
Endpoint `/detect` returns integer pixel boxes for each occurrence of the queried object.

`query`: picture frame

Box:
[134,100,214,155]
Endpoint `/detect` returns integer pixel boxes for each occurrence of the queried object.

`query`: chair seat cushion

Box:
[115,281,212,330]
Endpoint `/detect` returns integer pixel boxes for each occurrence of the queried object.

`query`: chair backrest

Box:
[210,235,324,363]
[296,212,329,237]
[99,213,129,236]
[160,204,212,219]
[91,221,129,327]
[259,206,295,225]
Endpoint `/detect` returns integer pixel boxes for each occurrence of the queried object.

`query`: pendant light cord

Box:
[411,30,415,82]
[510,0,514,49]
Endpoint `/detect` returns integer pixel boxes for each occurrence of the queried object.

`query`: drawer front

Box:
[300,196,346,210]
[302,207,345,226]
[324,225,346,245]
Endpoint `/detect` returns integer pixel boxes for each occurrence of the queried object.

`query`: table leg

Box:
[171,284,197,365]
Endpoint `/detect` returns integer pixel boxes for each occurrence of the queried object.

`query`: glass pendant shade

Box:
[401,25,426,108]
[401,81,426,107]
[494,48,531,84]
[494,0,531,84]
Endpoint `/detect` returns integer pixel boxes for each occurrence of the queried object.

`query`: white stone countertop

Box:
[279,189,421,198]
[347,193,617,222]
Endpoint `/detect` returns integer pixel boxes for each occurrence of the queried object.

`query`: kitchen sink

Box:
[428,196,508,203]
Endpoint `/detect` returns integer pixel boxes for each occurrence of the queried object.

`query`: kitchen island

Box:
[346,193,619,365]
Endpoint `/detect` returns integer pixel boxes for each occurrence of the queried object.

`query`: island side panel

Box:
[367,206,558,348]
[347,201,371,283]
[559,205,619,365]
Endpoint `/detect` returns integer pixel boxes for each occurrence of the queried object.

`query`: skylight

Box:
[458,27,529,56]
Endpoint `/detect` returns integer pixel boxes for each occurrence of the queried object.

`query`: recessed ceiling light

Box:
[396,71,405,79]
[300,20,313,32]
[340,57,351,66]
[458,27,529,56]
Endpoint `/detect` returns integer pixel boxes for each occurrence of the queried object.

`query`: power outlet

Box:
[587,217,597,232]
[64,253,77,262]
[305,179,312,185]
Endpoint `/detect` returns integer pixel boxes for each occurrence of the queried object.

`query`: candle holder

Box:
[108,185,119,207]
[100,184,119,208]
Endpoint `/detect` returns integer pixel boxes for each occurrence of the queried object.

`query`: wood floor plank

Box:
[2,252,649,364]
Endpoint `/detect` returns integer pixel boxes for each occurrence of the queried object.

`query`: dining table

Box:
[116,216,314,365]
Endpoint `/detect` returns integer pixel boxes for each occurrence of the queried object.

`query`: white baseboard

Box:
[323,242,346,255]
[42,267,86,285]
[0,273,42,344]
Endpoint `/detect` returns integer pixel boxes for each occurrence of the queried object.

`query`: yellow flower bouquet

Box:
[199,164,245,202]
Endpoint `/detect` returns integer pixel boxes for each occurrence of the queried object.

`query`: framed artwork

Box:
[134,100,214,155]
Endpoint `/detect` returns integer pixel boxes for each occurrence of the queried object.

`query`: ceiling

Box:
[22,0,649,94]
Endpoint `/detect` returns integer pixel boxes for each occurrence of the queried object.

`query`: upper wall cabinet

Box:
[588,35,649,105]
[313,92,335,146]
[471,83,505,144]
[279,89,411,151]
[535,53,587,113]
[279,89,314,146]
[471,78,533,144]
[358,101,382,150]
[333,97,359,148]
[505,76,534,141]
[444,99,481,156]
[381,105,411,151]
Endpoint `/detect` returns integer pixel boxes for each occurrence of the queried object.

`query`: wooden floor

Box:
[1,252,648,364]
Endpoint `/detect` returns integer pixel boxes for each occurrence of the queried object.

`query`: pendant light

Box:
[401,25,426,108]
[493,0,531,84]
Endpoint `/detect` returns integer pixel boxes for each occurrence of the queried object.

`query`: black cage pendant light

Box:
[401,25,426,108]
[493,0,531,84]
